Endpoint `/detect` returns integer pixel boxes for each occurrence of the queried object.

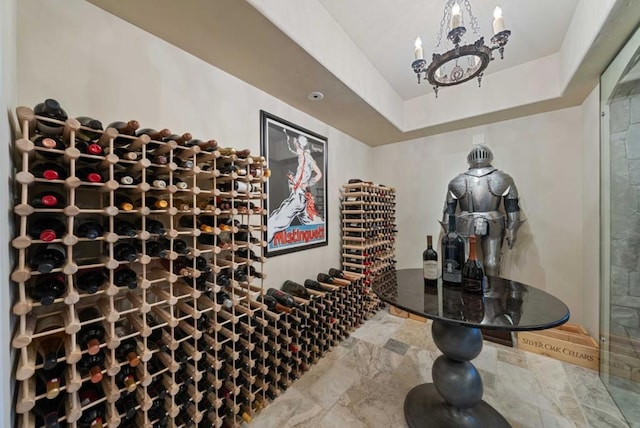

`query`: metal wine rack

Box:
[10,106,385,428]
[341,181,397,304]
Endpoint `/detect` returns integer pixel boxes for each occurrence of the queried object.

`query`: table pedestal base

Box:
[404,384,510,428]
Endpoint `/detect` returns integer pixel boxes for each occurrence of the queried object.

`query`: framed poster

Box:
[260,111,328,257]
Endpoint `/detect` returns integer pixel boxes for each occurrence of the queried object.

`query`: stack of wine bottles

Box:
[340,180,397,310]
[11,100,273,428]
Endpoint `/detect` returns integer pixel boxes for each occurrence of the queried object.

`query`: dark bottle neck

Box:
[427,235,433,248]
[448,215,457,233]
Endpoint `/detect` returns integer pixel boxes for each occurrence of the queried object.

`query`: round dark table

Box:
[373,269,570,428]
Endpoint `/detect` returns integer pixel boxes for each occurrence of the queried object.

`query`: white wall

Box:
[372,107,589,329]
[581,86,600,337]
[1,0,17,425]
[16,0,372,288]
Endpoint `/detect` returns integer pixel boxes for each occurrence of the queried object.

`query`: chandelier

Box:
[411,0,511,97]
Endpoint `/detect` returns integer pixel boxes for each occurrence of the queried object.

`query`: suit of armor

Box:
[443,145,523,276]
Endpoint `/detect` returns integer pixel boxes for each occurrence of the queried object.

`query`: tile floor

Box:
[249,309,633,428]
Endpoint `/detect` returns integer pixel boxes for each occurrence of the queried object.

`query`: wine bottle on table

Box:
[462,235,485,294]
[441,215,465,285]
[423,235,438,287]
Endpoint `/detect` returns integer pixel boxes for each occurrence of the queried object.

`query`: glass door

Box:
[600,24,640,426]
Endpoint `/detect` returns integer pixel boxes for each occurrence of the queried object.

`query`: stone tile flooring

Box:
[249,309,633,428]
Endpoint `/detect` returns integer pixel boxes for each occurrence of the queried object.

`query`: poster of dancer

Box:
[260,111,328,257]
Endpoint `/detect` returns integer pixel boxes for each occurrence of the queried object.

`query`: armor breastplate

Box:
[459,175,502,212]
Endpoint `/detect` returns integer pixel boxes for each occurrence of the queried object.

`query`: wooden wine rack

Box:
[11,106,388,428]
[341,181,397,306]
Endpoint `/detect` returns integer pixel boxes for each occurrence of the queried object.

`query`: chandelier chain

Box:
[462,0,481,35]
[434,4,449,50]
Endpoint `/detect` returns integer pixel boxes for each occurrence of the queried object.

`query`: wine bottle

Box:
[136,127,171,141]
[165,132,192,146]
[77,386,106,427]
[316,273,338,285]
[238,265,264,279]
[462,235,485,294]
[146,174,167,189]
[258,294,290,313]
[77,350,105,383]
[114,219,137,237]
[30,243,66,273]
[78,308,105,355]
[179,216,213,233]
[32,394,65,427]
[328,268,347,279]
[34,99,68,135]
[75,167,103,183]
[76,219,105,240]
[113,170,137,185]
[31,190,66,208]
[33,135,66,159]
[75,116,104,142]
[115,325,140,367]
[138,196,168,210]
[423,235,438,287]
[114,195,134,211]
[32,162,68,181]
[28,215,66,242]
[441,215,465,285]
[113,242,137,262]
[136,218,165,235]
[34,314,66,370]
[107,120,140,147]
[75,141,104,164]
[303,279,333,292]
[281,280,311,299]
[106,146,140,161]
[116,365,138,392]
[113,266,138,289]
[36,363,65,399]
[75,269,105,294]
[29,274,66,305]
[196,139,218,152]
[115,392,138,422]
[265,288,298,308]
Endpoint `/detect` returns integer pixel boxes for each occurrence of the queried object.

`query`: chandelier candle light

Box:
[412,0,511,97]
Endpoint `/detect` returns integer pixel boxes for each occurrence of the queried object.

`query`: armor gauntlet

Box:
[504,197,523,249]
